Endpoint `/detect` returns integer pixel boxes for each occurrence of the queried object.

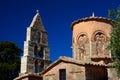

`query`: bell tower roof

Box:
[29,10,46,31]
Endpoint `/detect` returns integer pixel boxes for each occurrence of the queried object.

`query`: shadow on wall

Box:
[85,64,108,80]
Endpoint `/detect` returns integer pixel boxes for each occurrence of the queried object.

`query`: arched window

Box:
[38,47,44,58]
[34,45,38,56]
[34,60,43,73]
[36,32,41,44]
[34,60,39,73]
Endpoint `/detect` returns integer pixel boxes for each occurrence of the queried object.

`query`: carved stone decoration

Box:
[94,32,106,55]
[78,34,88,60]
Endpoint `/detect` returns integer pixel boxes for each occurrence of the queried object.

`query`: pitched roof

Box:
[14,73,42,80]
[29,10,46,31]
[40,56,113,74]
[71,16,114,30]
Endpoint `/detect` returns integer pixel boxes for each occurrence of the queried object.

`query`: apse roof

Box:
[71,15,114,30]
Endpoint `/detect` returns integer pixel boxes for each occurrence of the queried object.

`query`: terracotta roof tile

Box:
[14,73,41,80]
[40,56,113,75]
[71,16,114,30]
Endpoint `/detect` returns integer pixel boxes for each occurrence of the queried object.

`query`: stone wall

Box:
[43,62,85,80]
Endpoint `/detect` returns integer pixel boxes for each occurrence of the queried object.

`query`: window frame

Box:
[59,69,66,80]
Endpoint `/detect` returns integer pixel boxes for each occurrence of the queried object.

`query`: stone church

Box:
[14,11,117,80]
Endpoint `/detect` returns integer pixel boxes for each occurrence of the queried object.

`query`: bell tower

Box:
[20,10,51,75]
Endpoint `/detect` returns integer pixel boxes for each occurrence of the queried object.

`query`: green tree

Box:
[108,6,120,78]
[0,41,22,80]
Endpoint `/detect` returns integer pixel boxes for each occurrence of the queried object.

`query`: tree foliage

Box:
[108,6,120,78]
[0,41,22,80]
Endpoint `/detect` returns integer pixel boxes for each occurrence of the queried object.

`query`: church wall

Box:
[43,62,85,80]
[107,67,117,80]
[68,63,85,80]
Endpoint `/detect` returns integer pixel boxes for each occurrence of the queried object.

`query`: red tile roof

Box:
[40,56,113,75]
[71,16,114,30]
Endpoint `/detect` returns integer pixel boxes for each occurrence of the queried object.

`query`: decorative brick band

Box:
[45,74,55,76]
[70,71,83,74]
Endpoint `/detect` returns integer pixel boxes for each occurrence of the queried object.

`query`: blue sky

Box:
[0,0,120,61]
